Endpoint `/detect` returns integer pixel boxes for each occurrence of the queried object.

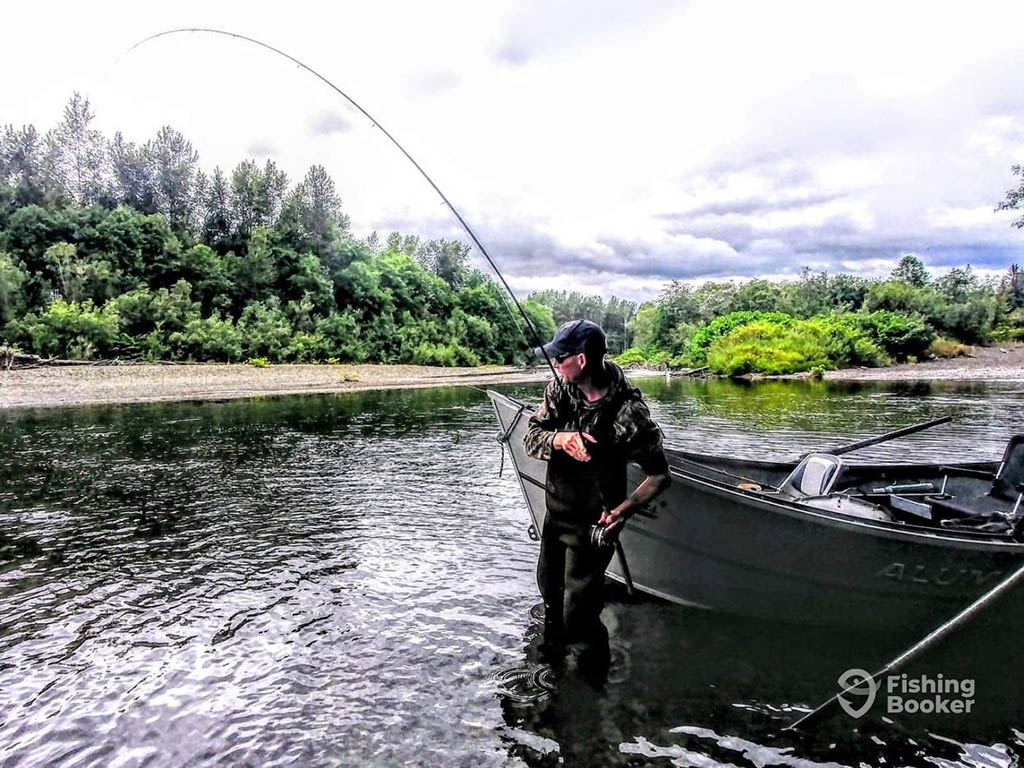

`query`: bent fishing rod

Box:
[122,28,557,377]
[122,29,638,592]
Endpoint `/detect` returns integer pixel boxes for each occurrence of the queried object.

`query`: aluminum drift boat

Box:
[489,390,1024,629]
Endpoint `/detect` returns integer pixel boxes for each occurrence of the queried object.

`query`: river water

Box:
[1,377,1023,767]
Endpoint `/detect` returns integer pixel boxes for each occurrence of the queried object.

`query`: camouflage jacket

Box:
[524,361,669,526]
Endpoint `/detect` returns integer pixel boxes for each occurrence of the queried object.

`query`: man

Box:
[523,319,671,664]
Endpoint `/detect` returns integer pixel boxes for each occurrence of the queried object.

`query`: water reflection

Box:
[1,378,1022,766]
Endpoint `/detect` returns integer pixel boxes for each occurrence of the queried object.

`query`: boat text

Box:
[875,562,1005,587]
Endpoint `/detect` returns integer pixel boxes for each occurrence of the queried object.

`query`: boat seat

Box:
[992,434,1024,500]
[778,454,843,499]
[928,434,1024,521]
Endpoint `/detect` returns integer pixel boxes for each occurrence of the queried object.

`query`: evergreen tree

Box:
[201,167,233,248]
[417,238,471,289]
[146,126,204,236]
[109,132,157,213]
[1,124,50,206]
[890,254,930,287]
[279,164,348,257]
[43,93,110,206]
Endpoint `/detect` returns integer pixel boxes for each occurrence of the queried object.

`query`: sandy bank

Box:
[1,344,1021,410]
[824,343,1024,382]
[0,363,551,410]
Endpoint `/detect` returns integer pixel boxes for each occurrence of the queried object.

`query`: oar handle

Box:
[825,415,952,457]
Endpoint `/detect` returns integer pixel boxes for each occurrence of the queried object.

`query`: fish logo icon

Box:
[836,668,877,719]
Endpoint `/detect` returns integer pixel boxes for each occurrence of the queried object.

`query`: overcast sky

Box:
[4,0,1024,300]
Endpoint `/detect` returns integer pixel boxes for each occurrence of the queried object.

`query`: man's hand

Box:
[599,472,671,537]
[552,431,597,462]
[599,507,628,537]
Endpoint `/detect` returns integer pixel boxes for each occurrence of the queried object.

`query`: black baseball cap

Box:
[536,320,607,360]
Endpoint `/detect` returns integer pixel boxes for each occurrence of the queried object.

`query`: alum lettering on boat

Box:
[523,319,671,672]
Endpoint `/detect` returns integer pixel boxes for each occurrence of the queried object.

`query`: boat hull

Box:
[490,390,1024,628]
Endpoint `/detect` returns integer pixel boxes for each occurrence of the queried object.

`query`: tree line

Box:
[0,94,555,364]
[3,94,1023,374]
[617,257,1024,375]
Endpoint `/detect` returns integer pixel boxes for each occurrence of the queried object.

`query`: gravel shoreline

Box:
[0,363,552,410]
[0,344,1020,410]
[823,342,1024,382]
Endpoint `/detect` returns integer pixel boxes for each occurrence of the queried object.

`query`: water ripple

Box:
[1,382,1022,766]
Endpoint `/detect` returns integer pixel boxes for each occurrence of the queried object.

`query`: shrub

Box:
[410,341,480,367]
[707,321,825,376]
[614,347,655,366]
[863,281,938,316]
[689,311,795,365]
[929,337,973,358]
[705,315,886,375]
[855,311,935,361]
[7,299,120,359]
[315,312,369,363]
[169,315,243,362]
[285,331,329,362]
[0,252,27,325]
[246,357,270,367]
[991,327,1024,342]
[804,314,887,368]
[930,297,997,345]
[237,301,292,362]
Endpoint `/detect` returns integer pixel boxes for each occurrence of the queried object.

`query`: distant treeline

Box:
[0,94,555,364]
[3,94,1023,374]
[613,258,1024,375]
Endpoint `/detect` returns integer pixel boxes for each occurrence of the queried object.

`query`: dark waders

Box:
[537,515,615,669]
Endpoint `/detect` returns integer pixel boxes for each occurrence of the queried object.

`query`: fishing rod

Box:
[122,28,637,594]
[121,27,558,378]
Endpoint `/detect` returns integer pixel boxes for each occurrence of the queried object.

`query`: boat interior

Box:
[678,433,1024,538]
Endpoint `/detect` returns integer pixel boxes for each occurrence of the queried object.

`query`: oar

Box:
[615,540,636,597]
[785,557,1024,731]
[823,415,952,458]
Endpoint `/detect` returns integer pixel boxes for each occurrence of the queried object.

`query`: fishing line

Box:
[120,27,561,381]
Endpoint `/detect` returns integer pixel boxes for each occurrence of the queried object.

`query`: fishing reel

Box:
[589,524,615,549]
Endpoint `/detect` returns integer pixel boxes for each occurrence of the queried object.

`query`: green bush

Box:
[855,311,935,361]
[170,315,243,362]
[863,281,938,316]
[689,311,795,365]
[930,297,997,345]
[315,312,368,362]
[614,347,655,366]
[612,347,672,366]
[246,357,270,367]
[0,252,28,326]
[991,327,1024,342]
[707,321,827,376]
[7,299,120,359]
[804,314,888,368]
[237,301,292,362]
[705,315,886,375]
[285,331,332,362]
[410,341,480,367]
